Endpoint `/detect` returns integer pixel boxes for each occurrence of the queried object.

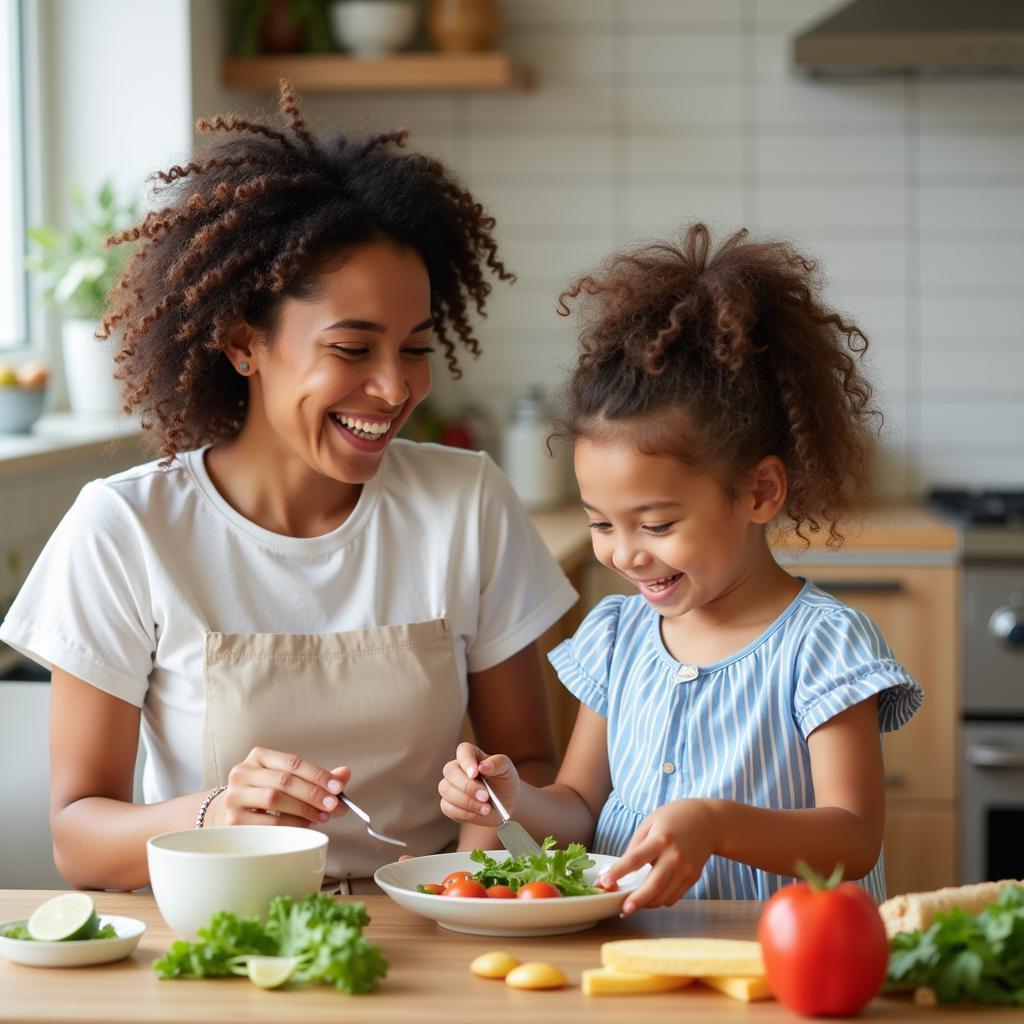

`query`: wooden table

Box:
[0,890,1008,1023]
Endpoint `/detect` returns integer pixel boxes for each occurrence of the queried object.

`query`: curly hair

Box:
[555,223,881,547]
[100,80,513,460]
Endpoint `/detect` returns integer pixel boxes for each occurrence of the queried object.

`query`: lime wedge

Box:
[247,956,297,989]
[27,893,99,942]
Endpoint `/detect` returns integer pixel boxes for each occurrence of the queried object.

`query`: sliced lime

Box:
[247,956,297,989]
[26,893,99,942]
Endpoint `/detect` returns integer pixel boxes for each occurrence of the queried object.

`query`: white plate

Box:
[0,915,145,967]
[373,850,649,936]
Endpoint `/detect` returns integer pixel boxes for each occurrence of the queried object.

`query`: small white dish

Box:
[0,915,145,968]
[329,1,419,58]
[374,850,650,937]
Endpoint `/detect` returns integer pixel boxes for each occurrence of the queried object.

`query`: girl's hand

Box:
[438,742,521,826]
[601,799,720,914]
[204,747,352,828]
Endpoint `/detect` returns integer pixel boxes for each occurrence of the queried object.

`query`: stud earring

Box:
[239,361,250,373]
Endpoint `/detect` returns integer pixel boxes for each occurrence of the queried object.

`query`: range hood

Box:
[793,0,1024,75]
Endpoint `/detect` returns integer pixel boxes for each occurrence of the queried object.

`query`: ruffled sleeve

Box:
[794,605,924,740]
[546,595,627,717]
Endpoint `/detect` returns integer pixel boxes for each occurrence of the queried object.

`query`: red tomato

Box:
[517,882,562,900]
[442,870,473,889]
[444,879,488,899]
[415,883,445,895]
[757,868,888,1017]
[486,885,516,899]
[594,878,618,893]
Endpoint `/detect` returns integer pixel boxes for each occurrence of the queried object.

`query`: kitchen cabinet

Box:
[222,53,531,92]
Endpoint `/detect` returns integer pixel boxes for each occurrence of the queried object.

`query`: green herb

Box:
[0,922,117,941]
[469,837,601,896]
[885,883,1024,1005]
[154,893,387,994]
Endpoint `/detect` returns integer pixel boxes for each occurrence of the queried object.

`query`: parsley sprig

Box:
[886,883,1024,1005]
[468,836,601,896]
[154,893,387,994]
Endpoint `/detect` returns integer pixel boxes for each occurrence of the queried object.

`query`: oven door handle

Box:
[966,744,1024,769]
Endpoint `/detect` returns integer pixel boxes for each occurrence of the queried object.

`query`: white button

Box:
[661,762,675,774]
[676,664,698,682]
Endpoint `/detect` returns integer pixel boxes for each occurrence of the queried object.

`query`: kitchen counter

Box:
[0,890,1003,1023]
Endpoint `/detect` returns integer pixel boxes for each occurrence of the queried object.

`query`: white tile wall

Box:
[288,0,1024,494]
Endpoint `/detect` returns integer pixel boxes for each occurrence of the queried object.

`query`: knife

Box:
[479,776,543,859]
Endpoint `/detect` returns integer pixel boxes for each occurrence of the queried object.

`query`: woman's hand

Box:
[205,746,352,828]
[438,742,521,826]
[601,799,721,914]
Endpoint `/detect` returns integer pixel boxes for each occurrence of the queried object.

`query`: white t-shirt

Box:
[1,441,578,804]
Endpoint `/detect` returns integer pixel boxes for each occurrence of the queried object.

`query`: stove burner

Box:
[928,489,1024,526]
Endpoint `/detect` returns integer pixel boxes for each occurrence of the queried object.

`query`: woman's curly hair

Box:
[100,80,513,460]
[555,222,881,546]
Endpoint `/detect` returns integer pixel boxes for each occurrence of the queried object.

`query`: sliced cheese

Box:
[582,967,693,996]
[699,975,773,1003]
[601,938,764,978]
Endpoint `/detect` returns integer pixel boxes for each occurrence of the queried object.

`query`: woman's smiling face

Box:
[575,435,757,618]
[245,240,434,483]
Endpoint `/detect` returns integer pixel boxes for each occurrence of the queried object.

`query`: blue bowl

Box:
[0,387,45,434]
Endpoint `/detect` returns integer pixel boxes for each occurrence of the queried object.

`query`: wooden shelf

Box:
[222,53,532,93]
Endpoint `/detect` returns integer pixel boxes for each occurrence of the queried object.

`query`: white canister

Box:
[61,318,122,416]
[502,388,566,510]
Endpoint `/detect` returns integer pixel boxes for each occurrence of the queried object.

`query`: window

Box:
[0,0,27,350]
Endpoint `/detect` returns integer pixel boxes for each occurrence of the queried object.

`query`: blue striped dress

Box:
[547,579,923,902]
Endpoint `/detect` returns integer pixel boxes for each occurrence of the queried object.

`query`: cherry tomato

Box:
[486,885,516,899]
[444,879,489,899]
[442,870,473,888]
[757,865,888,1017]
[517,882,562,900]
[594,878,618,892]
[416,883,445,895]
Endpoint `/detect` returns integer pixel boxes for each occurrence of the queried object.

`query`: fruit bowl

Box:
[0,386,45,434]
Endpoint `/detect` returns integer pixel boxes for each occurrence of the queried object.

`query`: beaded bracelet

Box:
[194,785,227,829]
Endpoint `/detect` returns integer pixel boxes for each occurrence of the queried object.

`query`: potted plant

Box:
[27,180,137,416]
[229,0,334,55]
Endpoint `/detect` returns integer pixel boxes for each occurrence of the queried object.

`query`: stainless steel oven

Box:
[931,491,1024,884]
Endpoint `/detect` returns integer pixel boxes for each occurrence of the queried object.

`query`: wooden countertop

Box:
[0,890,1005,1023]
[531,503,960,572]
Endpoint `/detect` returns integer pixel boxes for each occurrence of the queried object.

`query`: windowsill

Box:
[0,412,145,479]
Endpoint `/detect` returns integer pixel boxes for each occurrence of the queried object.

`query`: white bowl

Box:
[147,826,328,938]
[330,1,419,57]
[0,915,144,968]
[374,850,651,937]
[0,387,45,434]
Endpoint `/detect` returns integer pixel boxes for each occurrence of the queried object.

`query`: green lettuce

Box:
[886,883,1024,1005]
[154,893,387,994]
[469,836,601,896]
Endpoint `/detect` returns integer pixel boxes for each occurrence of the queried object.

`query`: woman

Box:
[0,83,576,892]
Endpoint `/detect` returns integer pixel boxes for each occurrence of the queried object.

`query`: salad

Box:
[415,837,616,899]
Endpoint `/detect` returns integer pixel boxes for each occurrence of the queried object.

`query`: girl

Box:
[439,223,923,912]
[0,83,577,892]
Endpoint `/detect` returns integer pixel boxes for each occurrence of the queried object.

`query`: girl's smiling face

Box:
[242,240,434,484]
[575,435,765,619]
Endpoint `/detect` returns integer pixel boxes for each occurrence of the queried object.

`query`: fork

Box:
[338,793,407,847]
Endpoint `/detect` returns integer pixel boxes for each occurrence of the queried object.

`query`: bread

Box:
[601,938,764,977]
[879,879,1023,937]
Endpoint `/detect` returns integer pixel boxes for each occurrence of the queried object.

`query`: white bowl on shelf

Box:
[330,1,419,58]
[146,826,328,939]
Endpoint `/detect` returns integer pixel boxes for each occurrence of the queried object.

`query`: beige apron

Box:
[202,618,462,892]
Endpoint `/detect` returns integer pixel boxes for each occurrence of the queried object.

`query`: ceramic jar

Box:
[427,0,500,52]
